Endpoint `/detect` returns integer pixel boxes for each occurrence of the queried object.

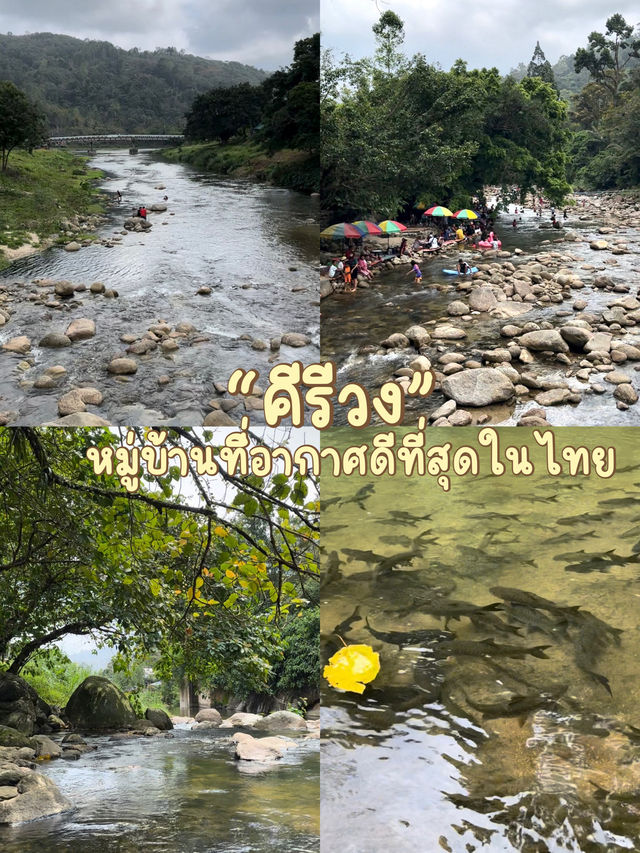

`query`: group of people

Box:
[327,250,374,292]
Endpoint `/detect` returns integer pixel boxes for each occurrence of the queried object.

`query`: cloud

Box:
[0,0,318,69]
[322,0,640,72]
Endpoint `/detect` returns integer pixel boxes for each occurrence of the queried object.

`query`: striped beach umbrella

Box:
[424,206,454,217]
[320,222,363,239]
[454,209,479,219]
[377,220,407,233]
[351,220,383,235]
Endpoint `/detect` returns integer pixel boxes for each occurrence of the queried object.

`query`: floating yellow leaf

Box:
[323,645,380,694]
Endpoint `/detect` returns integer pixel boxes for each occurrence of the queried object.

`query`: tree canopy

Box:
[574,13,640,100]
[0,428,319,700]
[321,13,571,221]
[527,42,557,90]
[0,82,47,171]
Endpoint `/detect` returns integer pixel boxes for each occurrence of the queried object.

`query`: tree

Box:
[0,81,46,171]
[527,41,557,90]
[0,428,319,697]
[574,13,640,100]
[372,11,405,74]
[184,82,265,142]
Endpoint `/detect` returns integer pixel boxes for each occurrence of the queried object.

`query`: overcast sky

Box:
[322,0,640,73]
[0,0,318,70]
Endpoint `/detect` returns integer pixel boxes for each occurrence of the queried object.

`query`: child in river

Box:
[408,261,422,283]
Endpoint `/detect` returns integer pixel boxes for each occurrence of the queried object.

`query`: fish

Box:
[463,684,567,719]
[490,587,580,615]
[340,483,375,510]
[568,608,623,646]
[468,610,523,637]
[545,529,598,545]
[341,547,385,563]
[365,616,453,648]
[598,497,638,508]
[621,525,640,539]
[468,512,520,521]
[341,546,419,573]
[321,496,342,509]
[321,523,348,534]
[407,597,503,629]
[572,622,613,696]
[436,638,552,660]
[505,603,569,638]
[554,548,617,563]
[556,510,615,525]
[320,550,343,590]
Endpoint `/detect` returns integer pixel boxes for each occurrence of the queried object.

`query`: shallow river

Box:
[321,204,640,426]
[0,149,319,425]
[1,726,319,853]
[321,427,640,852]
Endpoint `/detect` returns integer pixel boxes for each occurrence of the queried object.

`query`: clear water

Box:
[1,727,319,853]
[321,427,640,852]
[0,149,319,425]
[321,205,640,426]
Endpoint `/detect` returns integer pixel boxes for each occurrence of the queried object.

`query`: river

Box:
[321,427,640,852]
[1,725,319,853]
[0,149,319,425]
[321,203,640,426]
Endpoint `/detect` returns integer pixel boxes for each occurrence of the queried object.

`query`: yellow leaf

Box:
[214,526,227,537]
[323,645,380,694]
[225,569,236,579]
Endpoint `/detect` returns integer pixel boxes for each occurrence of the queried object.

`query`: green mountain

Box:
[0,32,267,135]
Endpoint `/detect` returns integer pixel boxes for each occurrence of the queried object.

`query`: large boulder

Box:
[0,768,72,824]
[194,708,222,726]
[518,330,569,353]
[220,712,263,729]
[0,726,35,749]
[441,368,515,407]
[252,711,307,732]
[233,733,295,762]
[65,677,137,731]
[0,673,48,735]
[145,708,173,731]
[469,286,498,312]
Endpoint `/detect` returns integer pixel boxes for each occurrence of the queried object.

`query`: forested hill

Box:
[0,32,267,135]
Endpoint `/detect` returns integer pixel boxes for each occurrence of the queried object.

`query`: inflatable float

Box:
[442,267,479,275]
[478,239,502,249]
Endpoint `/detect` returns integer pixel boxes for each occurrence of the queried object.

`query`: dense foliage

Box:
[322,15,571,221]
[0,428,319,702]
[185,34,319,155]
[568,14,640,189]
[0,81,47,171]
[0,32,266,135]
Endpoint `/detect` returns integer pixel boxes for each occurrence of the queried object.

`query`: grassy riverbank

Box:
[0,149,105,269]
[160,141,319,194]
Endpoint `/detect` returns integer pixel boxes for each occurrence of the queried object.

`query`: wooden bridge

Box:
[48,134,184,148]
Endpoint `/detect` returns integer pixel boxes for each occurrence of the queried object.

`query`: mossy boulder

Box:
[0,725,35,749]
[0,672,50,735]
[65,677,137,731]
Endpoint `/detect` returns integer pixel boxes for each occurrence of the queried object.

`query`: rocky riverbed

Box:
[0,150,319,426]
[321,191,640,426]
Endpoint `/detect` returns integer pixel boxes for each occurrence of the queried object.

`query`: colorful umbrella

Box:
[320,222,363,239]
[454,209,479,219]
[424,206,454,217]
[351,220,383,235]
[377,220,407,233]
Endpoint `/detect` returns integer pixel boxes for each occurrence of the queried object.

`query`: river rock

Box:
[234,734,294,762]
[590,240,608,250]
[441,368,515,407]
[604,371,631,385]
[432,325,467,340]
[90,282,105,294]
[57,388,103,416]
[535,388,574,406]
[54,281,75,298]
[65,318,96,341]
[381,333,409,348]
[145,709,173,731]
[194,708,223,726]
[63,241,81,252]
[468,286,498,312]
[0,727,34,749]
[447,301,470,316]
[252,711,307,732]
[559,326,591,349]
[614,383,638,404]
[0,768,72,824]
[107,357,137,375]
[518,330,569,353]
[2,336,31,354]
[409,355,431,372]
[203,410,235,426]
[281,333,310,347]
[220,712,263,729]
[65,676,137,731]
[46,413,111,426]
[404,325,431,346]
[584,333,612,353]
[448,409,472,426]
[0,674,48,736]
[32,736,62,760]
[429,400,456,421]
[39,332,72,348]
